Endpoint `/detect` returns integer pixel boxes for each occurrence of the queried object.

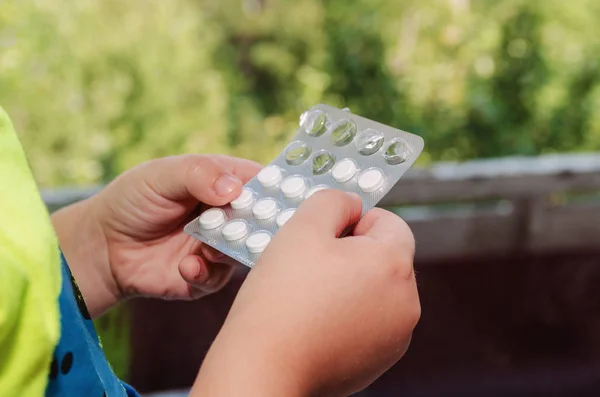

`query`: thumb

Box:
[178,255,234,297]
[136,154,261,207]
[285,189,363,238]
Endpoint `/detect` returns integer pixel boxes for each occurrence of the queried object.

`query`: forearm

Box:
[191,329,311,397]
[192,364,305,397]
[51,197,118,318]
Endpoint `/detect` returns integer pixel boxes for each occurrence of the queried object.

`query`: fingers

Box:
[353,208,415,258]
[286,189,362,238]
[201,245,239,267]
[211,155,263,185]
[179,255,211,285]
[178,255,235,297]
[141,154,262,207]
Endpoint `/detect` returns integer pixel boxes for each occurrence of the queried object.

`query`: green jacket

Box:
[0,106,61,396]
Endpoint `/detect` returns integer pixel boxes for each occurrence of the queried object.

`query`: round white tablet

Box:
[231,188,254,209]
[198,208,225,230]
[280,176,307,199]
[252,198,278,220]
[358,168,384,193]
[332,159,358,183]
[305,185,328,199]
[276,208,296,228]
[257,165,283,188]
[245,231,272,254]
[221,220,249,241]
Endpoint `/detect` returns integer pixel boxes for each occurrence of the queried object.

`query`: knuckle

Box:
[407,294,422,328]
[379,244,415,282]
[390,274,421,330]
[398,216,415,244]
[401,226,416,259]
[183,154,218,178]
[312,188,347,204]
[414,305,422,327]
[386,213,416,258]
[300,189,354,219]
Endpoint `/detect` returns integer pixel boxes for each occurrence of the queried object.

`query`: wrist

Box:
[191,328,313,397]
[51,197,120,317]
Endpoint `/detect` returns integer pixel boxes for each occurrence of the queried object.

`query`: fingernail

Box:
[194,264,203,279]
[214,174,241,197]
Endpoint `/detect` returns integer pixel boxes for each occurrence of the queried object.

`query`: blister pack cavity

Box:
[184,104,424,268]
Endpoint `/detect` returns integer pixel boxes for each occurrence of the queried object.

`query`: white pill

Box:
[305,185,328,199]
[276,208,296,228]
[245,231,272,254]
[332,159,358,183]
[221,220,249,241]
[280,176,307,199]
[231,188,254,209]
[257,165,283,188]
[198,208,225,230]
[252,198,278,220]
[358,168,384,193]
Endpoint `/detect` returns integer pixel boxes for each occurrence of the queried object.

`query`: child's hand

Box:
[192,190,420,397]
[52,154,262,317]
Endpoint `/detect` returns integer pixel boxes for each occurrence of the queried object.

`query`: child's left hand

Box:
[52,154,262,317]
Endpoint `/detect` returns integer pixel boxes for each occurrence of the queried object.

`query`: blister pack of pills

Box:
[184,104,424,268]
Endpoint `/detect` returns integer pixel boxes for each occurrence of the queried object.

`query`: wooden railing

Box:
[44,152,600,262]
[42,153,600,396]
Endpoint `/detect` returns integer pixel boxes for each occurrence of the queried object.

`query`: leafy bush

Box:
[2,0,600,187]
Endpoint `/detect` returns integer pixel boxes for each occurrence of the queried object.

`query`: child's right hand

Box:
[193,189,420,397]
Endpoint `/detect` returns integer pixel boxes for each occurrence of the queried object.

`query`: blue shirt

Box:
[45,253,139,397]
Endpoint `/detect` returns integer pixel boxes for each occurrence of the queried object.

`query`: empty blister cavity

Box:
[246,231,272,254]
[383,138,411,165]
[332,159,358,183]
[285,141,312,166]
[305,185,328,199]
[231,188,255,209]
[184,104,425,270]
[330,119,357,146]
[312,150,336,175]
[257,165,283,188]
[356,128,385,155]
[358,168,384,193]
[280,175,307,199]
[276,208,296,228]
[221,220,249,241]
[199,208,226,230]
[252,198,279,220]
[301,109,328,137]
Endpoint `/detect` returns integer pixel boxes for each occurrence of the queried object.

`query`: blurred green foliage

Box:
[2,0,600,188]
[95,306,130,380]
[4,0,600,381]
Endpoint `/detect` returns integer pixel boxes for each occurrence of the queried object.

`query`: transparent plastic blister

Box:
[184,104,424,268]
